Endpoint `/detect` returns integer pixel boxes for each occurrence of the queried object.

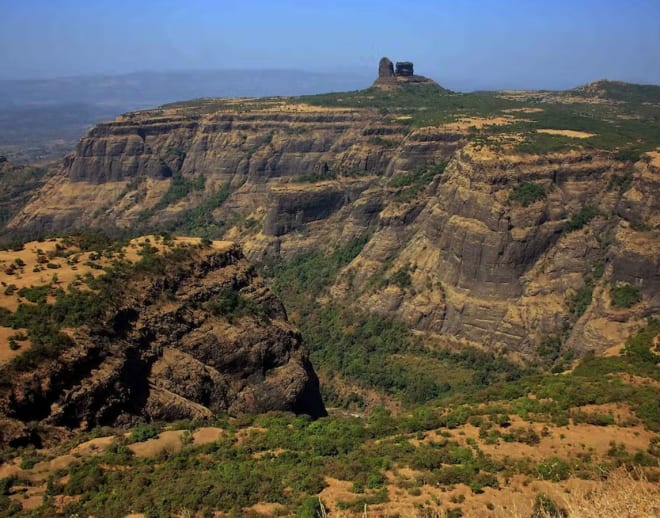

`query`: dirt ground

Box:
[536,129,595,139]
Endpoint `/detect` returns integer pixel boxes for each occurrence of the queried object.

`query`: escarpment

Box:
[0,240,326,447]
[3,86,659,362]
[332,145,658,355]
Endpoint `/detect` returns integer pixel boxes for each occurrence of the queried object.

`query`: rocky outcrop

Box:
[378,57,395,80]
[373,57,440,89]
[331,145,656,355]
[0,242,326,447]
[0,158,50,234]
[395,62,414,76]
[7,104,413,236]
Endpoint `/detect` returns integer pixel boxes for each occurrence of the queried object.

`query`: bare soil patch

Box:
[128,430,186,458]
[441,116,522,131]
[537,129,595,139]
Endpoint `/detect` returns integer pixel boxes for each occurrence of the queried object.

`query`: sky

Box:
[1,0,660,90]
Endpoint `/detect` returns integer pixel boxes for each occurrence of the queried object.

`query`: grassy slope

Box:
[0,320,657,517]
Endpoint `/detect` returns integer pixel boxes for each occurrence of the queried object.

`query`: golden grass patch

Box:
[537,129,595,139]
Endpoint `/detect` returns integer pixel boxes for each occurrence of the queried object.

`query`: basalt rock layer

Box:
[5,96,659,360]
[0,242,326,447]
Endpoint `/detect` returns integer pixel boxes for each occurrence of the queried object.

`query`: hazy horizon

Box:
[2,0,660,91]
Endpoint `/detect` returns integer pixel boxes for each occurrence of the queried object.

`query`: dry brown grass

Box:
[503,468,660,518]
[536,129,595,139]
[560,468,659,518]
[647,150,660,168]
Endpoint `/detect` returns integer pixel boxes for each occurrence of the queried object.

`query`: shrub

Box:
[536,457,570,481]
[531,493,568,518]
[537,335,562,364]
[572,412,615,426]
[207,288,265,322]
[565,206,599,232]
[390,265,412,289]
[623,318,659,365]
[17,285,50,304]
[610,283,642,308]
[129,424,160,443]
[568,286,592,318]
[509,182,546,206]
[298,497,324,518]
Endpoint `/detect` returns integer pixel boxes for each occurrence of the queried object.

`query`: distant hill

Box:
[0,69,373,162]
[573,79,660,104]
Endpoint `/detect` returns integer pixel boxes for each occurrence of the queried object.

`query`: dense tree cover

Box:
[268,239,524,405]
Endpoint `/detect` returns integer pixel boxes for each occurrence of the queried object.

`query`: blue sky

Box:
[1,0,659,90]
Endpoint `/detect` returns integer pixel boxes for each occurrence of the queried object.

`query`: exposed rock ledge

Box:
[0,241,326,447]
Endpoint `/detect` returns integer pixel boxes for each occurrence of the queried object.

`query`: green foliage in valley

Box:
[269,239,525,405]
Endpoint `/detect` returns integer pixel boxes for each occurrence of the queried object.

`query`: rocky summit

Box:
[373,56,439,88]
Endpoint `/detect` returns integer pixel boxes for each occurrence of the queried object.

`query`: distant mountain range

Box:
[0,69,373,163]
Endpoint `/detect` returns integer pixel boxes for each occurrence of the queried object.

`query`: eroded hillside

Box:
[0,236,325,448]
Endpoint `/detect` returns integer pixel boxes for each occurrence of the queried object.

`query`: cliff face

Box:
[333,145,659,354]
[8,102,462,237]
[0,240,325,447]
[5,97,659,359]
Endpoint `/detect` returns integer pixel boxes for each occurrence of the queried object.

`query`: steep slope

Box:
[0,237,325,447]
[331,145,659,356]
[0,157,51,231]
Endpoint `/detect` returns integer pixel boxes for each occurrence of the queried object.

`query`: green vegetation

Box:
[509,182,547,206]
[0,164,50,232]
[0,239,201,373]
[568,286,593,318]
[296,82,660,155]
[269,241,525,405]
[389,162,446,201]
[610,283,642,308]
[390,265,412,289]
[515,132,582,154]
[1,319,658,517]
[623,317,659,364]
[153,171,205,211]
[206,287,267,322]
[575,80,660,104]
[531,493,567,518]
[0,286,105,371]
[294,170,338,183]
[17,285,50,304]
[565,206,599,233]
[128,424,161,443]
